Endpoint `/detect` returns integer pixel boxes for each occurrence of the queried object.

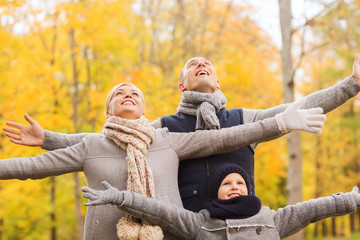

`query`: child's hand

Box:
[351,186,360,205]
[82,181,124,206]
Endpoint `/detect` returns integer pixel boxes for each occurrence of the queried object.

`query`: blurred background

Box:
[0,0,359,239]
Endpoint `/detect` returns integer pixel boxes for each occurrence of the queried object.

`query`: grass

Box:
[307,232,360,240]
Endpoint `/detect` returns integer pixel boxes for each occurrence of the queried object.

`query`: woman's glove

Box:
[82,181,124,206]
[275,98,326,135]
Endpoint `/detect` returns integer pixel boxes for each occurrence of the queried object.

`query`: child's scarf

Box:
[203,195,262,220]
[177,90,227,130]
[103,116,163,240]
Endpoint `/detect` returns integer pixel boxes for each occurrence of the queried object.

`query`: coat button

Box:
[229,228,236,234]
[95,220,99,225]
[193,190,197,195]
[256,227,262,234]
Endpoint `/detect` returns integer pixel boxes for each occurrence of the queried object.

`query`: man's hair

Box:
[179,58,193,84]
[104,82,145,117]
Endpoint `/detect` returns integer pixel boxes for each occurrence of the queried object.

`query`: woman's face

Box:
[217,173,248,200]
[106,84,144,120]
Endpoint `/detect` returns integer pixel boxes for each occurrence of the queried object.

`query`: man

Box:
[4,55,360,212]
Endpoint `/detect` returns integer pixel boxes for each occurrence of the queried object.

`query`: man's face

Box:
[179,57,219,93]
[106,84,144,120]
[217,173,248,200]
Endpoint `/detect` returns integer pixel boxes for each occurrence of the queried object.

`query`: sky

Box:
[246,0,336,48]
[3,0,338,49]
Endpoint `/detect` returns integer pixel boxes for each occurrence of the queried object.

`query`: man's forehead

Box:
[186,57,211,66]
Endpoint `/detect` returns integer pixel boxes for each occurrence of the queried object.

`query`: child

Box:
[82,163,360,240]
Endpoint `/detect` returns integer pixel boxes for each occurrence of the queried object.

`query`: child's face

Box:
[217,173,248,200]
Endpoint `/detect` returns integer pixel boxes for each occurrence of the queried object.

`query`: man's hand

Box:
[353,54,360,84]
[2,113,45,146]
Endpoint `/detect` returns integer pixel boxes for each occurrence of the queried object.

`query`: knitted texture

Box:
[203,195,262,220]
[177,90,227,130]
[103,116,163,240]
[204,163,262,220]
[207,163,251,198]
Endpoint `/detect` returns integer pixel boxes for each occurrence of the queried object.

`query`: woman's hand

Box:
[275,98,326,135]
[2,113,45,146]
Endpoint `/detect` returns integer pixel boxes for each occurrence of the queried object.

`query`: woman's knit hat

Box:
[208,163,251,199]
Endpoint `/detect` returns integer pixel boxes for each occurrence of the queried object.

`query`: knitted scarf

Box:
[203,195,262,220]
[103,116,163,240]
[177,90,227,130]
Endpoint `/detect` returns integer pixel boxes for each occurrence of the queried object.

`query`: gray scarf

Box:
[177,90,227,130]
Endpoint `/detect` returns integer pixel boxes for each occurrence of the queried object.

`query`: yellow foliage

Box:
[1,0,359,238]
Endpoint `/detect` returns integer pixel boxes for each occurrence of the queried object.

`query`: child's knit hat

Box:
[208,163,251,199]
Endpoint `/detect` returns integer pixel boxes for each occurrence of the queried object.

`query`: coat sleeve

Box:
[244,75,360,124]
[41,130,94,151]
[274,191,360,238]
[167,117,280,160]
[119,191,205,239]
[0,139,87,180]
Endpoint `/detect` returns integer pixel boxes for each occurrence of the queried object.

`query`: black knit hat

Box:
[208,163,251,199]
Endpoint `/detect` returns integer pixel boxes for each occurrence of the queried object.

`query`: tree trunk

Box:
[70,27,84,240]
[278,0,304,239]
[50,176,56,240]
[331,217,336,237]
[350,212,355,233]
[0,183,2,240]
[314,222,318,238]
[322,220,328,237]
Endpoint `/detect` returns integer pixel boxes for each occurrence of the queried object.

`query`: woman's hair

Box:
[104,82,145,117]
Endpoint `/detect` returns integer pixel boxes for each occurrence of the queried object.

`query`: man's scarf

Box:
[177,90,227,130]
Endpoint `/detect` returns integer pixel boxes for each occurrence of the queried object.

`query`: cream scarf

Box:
[177,90,227,130]
[103,116,163,240]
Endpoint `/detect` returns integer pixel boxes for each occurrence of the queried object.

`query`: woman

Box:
[0,83,325,240]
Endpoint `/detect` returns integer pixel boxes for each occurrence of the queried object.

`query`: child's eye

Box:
[133,92,139,96]
[116,92,123,95]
